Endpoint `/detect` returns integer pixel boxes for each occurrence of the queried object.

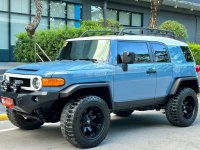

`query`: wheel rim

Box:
[182,96,195,119]
[80,106,104,139]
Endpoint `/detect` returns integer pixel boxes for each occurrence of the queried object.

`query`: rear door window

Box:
[151,43,170,62]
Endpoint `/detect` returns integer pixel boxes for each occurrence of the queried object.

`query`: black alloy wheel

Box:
[182,96,195,120]
[80,106,104,139]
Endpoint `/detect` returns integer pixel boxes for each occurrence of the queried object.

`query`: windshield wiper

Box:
[58,58,98,63]
[58,58,77,61]
[78,58,98,63]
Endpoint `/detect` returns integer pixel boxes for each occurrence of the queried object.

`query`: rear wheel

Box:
[7,108,44,130]
[60,96,110,148]
[165,88,198,127]
[114,110,134,117]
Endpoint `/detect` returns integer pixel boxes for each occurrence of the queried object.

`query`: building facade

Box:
[1,0,200,62]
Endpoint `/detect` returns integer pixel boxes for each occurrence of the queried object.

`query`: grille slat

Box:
[10,77,31,87]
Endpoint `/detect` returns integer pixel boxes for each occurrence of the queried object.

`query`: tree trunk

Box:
[25,0,42,38]
[149,0,163,29]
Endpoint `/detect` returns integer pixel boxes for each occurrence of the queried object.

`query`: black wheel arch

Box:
[170,77,199,95]
[59,83,113,109]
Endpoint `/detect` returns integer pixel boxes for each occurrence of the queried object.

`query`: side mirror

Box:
[122,52,135,64]
[121,52,135,71]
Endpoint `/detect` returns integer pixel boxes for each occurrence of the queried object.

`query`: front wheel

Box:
[7,108,44,130]
[165,88,198,127]
[60,96,110,148]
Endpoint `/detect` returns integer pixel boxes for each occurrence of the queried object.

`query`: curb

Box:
[0,114,8,121]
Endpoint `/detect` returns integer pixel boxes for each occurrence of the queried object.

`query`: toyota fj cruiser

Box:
[0,28,199,148]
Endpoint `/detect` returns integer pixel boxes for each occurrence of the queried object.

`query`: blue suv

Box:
[0,28,199,148]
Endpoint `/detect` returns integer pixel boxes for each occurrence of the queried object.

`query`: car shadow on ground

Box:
[33,111,170,138]
[23,112,170,144]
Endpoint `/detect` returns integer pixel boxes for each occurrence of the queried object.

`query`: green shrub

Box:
[188,43,200,65]
[159,20,188,40]
[14,20,120,62]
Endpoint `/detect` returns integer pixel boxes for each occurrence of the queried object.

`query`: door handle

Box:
[146,68,157,74]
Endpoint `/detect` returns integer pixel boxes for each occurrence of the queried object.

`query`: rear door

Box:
[150,42,173,99]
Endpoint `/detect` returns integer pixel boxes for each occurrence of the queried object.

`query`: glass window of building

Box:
[119,11,130,26]
[132,13,142,27]
[0,0,8,11]
[50,1,66,18]
[31,0,48,16]
[50,1,66,28]
[31,16,48,30]
[67,4,75,20]
[107,9,117,20]
[67,20,81,28]
[0,12,9,61]
[91,6,103,21]
[10,14,29,45]
[67,4,82,28]
[50,18,65,29]
[11,0,30,14]
[91,6,142,28]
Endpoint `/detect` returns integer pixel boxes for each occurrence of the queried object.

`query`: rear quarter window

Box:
[180,46,194,62]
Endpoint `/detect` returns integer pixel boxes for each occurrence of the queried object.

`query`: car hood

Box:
[6,60,112,77]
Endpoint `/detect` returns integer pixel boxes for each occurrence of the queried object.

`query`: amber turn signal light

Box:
[42,78,65,87]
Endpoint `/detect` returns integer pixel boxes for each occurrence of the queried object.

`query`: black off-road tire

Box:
[114,110,134,117]
[60,96,110,148]
[165,88,198,127]
[7,108,44,130]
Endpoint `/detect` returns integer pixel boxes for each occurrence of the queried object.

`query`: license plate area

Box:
[1,96,14,108]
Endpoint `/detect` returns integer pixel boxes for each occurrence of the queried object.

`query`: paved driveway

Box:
[0,109,200,150]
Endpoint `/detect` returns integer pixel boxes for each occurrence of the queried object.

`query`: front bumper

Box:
[0,90,59,114]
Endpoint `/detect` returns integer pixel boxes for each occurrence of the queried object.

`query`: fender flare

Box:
[170,77,199,95]
[59,82,111,98]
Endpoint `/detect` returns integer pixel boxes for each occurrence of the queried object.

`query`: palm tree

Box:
[25,0,42,38]
[149,0,163,28]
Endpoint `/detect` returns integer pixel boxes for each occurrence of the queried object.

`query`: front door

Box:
[113,41,157,107]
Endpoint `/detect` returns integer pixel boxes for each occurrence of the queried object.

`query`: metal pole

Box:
[34,43,36,63]
[103,0,107,28]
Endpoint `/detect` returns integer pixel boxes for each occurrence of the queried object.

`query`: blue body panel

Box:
[7,61,114,93]
[113,63,156,102]
[168,46,196,78]
[154,62,173,98]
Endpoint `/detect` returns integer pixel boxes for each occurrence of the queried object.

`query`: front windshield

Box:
[58,40,110,62]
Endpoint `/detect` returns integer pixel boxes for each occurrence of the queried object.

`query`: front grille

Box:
[10,77,31,87]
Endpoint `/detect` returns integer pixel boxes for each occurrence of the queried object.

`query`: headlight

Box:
[32,77,41,90]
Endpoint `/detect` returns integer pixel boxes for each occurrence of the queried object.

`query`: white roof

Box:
[67,35,188,47]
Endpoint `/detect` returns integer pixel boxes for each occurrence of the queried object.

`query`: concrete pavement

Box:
[0,110,200,150]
